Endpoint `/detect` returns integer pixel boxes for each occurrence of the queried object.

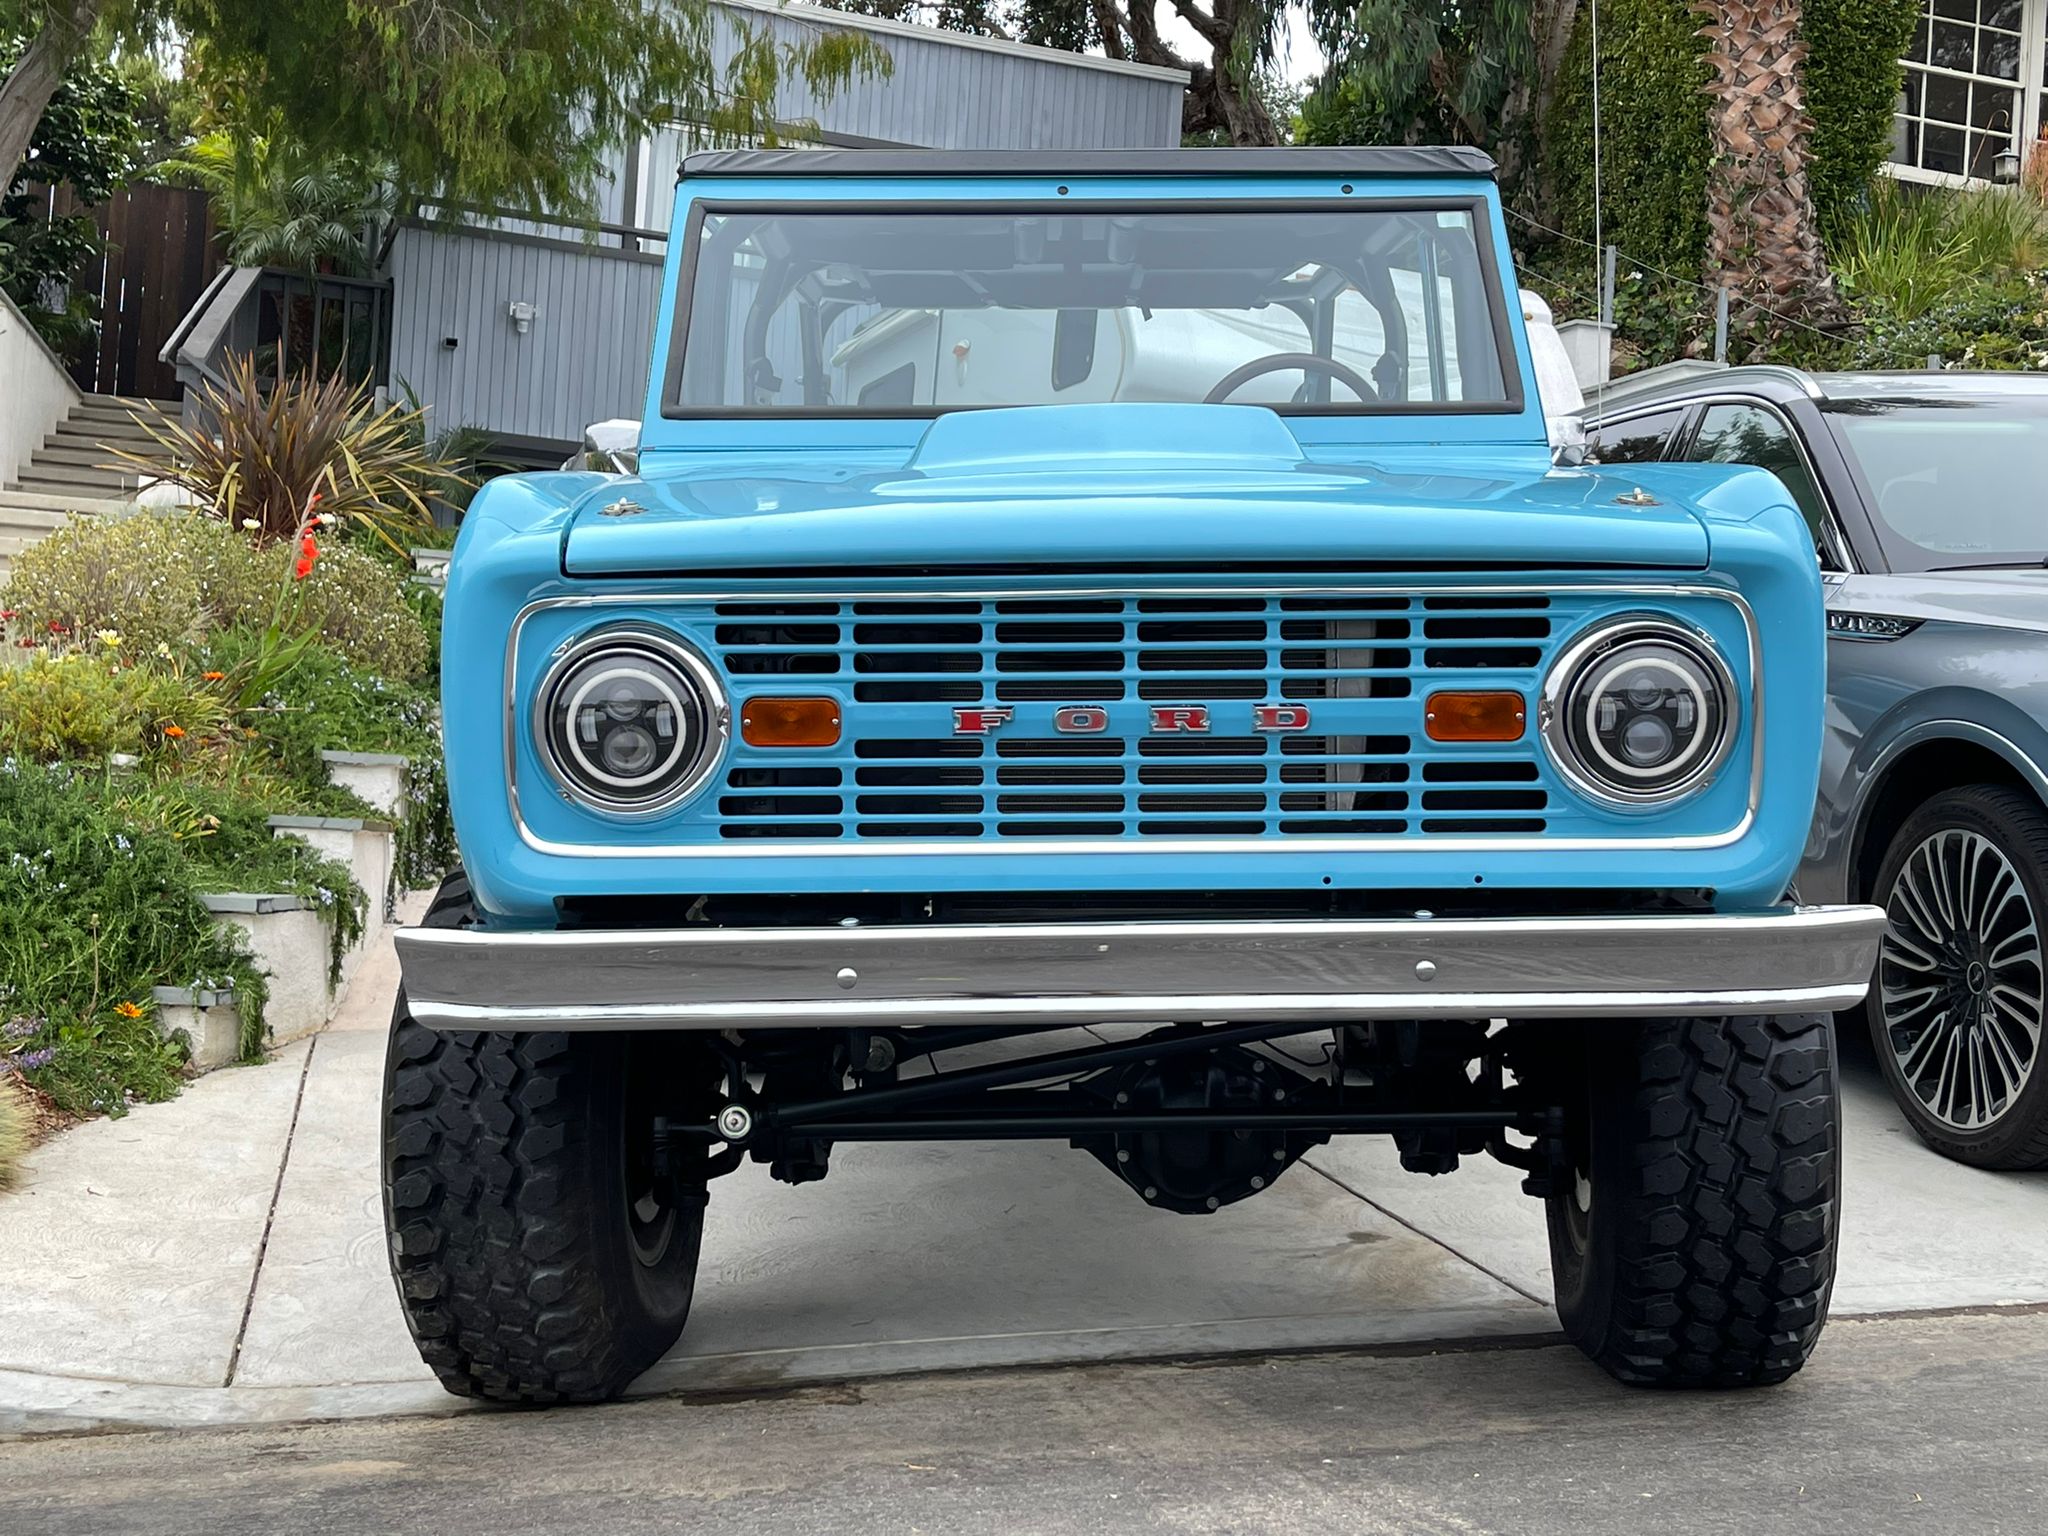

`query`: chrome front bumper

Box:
[395,905,1887,1031]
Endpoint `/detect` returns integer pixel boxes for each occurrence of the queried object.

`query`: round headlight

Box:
[1540,618,1736,806]
[536,627,726,814]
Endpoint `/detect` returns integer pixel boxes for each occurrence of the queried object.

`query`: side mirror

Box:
[565,418,641,475]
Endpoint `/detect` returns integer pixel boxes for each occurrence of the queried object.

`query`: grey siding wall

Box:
[390,2,1184,448]
[387,227,663,447]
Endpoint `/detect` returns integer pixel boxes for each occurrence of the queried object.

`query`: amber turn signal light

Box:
[740,696,842,748]
[1424,690,1527,743]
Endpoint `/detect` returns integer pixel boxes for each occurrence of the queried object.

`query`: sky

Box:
[1151,2,1327,86]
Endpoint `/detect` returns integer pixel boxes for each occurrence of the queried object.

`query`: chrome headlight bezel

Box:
[532,624,728,817]
[1539,615,1738,810]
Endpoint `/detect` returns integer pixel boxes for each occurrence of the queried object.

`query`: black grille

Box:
[710,593,1554,839]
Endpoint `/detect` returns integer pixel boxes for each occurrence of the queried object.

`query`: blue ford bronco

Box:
[384,147,1887,1403]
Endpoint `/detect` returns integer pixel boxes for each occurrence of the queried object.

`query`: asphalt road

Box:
[3,1308,2043,1536]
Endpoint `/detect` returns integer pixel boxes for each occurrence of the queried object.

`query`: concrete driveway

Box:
[3,922,2046,1436]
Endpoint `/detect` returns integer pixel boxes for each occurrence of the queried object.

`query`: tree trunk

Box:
[1517,0,1581,222]
[1183,63,1280,145]
[1697,0,1845,351]
[0,0,106,198]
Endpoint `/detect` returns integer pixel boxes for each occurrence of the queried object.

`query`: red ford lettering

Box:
[1252,703,1313,733]
[1053,706,1110,733]
[952,706,1015,735]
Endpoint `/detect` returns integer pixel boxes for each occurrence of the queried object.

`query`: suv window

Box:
[1685,402,1836,566]
[1587,408,1688,464]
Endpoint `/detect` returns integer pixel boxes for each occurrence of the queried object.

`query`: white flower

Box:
[240,518,260,531]
[155,642,172,659]
[96,628,122,647]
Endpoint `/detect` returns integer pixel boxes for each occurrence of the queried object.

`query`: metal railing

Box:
[161,266,393,423]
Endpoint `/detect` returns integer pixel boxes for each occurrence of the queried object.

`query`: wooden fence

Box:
[53,183,220,400]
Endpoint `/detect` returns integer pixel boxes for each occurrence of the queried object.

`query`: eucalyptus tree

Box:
[0,0,886,217]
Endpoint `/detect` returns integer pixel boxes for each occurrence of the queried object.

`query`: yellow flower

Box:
[97,629,122,647]
[155,642,173,660]
[113,1000,145,1020]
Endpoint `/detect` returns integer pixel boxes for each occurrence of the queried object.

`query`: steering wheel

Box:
[1203,351,1380,405]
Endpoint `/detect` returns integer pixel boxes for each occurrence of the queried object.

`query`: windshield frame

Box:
[1819,393,2048,574]
[657,196,1528,422]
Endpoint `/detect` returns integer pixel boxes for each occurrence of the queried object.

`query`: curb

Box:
[0,1303,1559,1440]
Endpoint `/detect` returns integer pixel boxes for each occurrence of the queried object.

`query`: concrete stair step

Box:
[0,502,72,530]
[48,433,158,461]
[31,443,137,470]
[51,416,160,440]
[10,475,140,500]
[70,394,165,416]
[64,415,163,438]
[0,488,131,516]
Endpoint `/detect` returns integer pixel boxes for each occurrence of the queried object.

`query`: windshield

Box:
[667,204,1515,416]
[1825,397,2048,570]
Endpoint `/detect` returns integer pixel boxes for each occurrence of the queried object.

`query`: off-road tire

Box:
[1545,1013,1839,1389]
[1865,786,2048,1171]
[382,871,707,1403]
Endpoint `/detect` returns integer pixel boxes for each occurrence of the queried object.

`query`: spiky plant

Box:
[108,354,461,554]
[1697,0,1847,350]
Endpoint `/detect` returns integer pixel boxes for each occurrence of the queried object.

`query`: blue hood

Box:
[562,403,1713,575]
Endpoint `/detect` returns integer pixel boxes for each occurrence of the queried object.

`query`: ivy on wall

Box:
[1546,0,1714,282]
[1543,0,1916,276]
[1802,0,1919,233]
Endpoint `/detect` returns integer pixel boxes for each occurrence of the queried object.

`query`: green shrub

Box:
[274,542,431,680]
[8,513,432,682]
[202,628,452,887]
[185,523,431,680]
[1832,181,2048,320]
[176,513,269,623]
[1804,0,1919,235]
[4,513,202,657]
[0,652,225,762]
[117,777,367,983]
[0,760,269,1116]
[1840,272,2048,370]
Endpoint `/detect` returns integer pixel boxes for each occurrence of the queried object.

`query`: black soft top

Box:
[678,146,1498,183]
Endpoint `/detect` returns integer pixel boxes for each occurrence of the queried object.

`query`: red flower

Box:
[0,608,15,620]
[14,637,34,649]
[163,725,186,740]
[46,621,67,634]
[294,555,315,581]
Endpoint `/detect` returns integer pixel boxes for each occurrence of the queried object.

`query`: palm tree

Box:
[153,133,395,276]
[1698,0,1845,350]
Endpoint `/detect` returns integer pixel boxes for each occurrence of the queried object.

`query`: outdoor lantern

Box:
[1994,147,2022,185]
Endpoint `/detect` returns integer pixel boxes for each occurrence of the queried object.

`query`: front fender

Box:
[1804,629,2048,903]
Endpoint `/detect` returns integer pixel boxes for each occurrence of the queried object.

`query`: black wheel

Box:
[382,871,711,1403]
[1867,786,2048,1170]
[1544,1013,1839,1388]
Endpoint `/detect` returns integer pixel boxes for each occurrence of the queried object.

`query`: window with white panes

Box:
[1889,0,2046,184]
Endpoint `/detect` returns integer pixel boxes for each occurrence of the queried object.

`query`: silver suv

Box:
[1584,366,2048,1170]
